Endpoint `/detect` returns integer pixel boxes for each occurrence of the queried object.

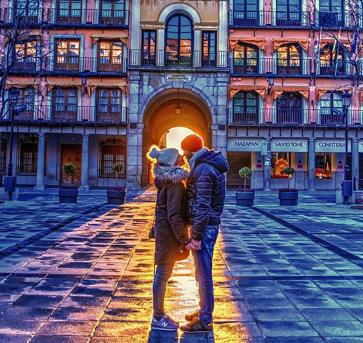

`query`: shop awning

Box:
[272,86,309,100]
[86,79,127,96]
[229,85,266,98]
[317,86,352,99]
[46,78,83,92]
[319,39,351,49]
[230,38,267,51]
[273,38,309,51]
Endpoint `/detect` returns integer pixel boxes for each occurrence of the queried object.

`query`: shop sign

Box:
[227,138,263,152]
[315,139,351,153]
[358,140,363,153]
[165,74,192,82]
[271,139,308,152]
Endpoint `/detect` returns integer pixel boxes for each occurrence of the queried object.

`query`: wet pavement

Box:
[0,190,362,342]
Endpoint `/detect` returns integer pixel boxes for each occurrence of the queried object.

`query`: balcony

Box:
[231,57,311,76]
[45,56,127,75]
[276,108,304,125]
[318,11,344,28]
[129,50,228,68]
[229,108,259,125]
[229,10,311,27]
[0,8,128,27]
[318,60,351,77]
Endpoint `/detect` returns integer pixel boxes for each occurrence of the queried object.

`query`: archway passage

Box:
[162,127,195,154]
[142,88,212,185]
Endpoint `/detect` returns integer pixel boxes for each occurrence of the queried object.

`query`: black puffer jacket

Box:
[154,165,189,265]
[185,149,230,241]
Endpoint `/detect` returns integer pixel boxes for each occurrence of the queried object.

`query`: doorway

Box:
[60,144,82,185]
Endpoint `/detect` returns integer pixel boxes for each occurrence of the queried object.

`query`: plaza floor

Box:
[0,190,362,342]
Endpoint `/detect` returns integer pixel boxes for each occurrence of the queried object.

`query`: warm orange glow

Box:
[166,127,195,154]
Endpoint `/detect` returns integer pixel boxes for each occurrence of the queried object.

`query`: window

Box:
[15,0,39,21]
[319,0,343,26]
[142,30,156,65]
[1,140,6,174]
[18,141,37,176]
[276,92,303,124]
[52,88,78,121]
[320,44,345,75]
[233,0,259,26]
[55,39,80,71]
[99,0,125,24]
[99,144,126,178]
[315,153,332,178]
[14,40,36,72]
[233,43,258,74]
[165,14,192,66]
[96,88,122,122]
[233,91,259,124]
[276,0,301,26]
[320,92,344,125]
[202,32,216,67]
[57,0,82,23]
[9,87,35,119]
[98,41,123,72]
[271,152,292,178]
[277,44,302,75]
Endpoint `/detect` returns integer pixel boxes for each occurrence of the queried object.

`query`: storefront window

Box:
[315,153,332,179]
[271,152,291,178]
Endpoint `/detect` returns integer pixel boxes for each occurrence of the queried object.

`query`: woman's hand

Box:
[186,239,201,251]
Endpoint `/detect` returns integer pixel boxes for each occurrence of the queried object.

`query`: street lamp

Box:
[4,101,27,201]
[266,72,275,95]
[341,90,352,204]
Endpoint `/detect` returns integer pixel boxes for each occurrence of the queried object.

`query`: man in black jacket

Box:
[180,134,229,333]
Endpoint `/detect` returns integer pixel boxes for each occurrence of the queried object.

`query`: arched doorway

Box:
[142,88,212,185]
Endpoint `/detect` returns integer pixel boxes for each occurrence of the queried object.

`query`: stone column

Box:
[127,124,144,191]
[35,133,46,190]
[308,138,315,190]
[193,30,201,67]
[352,138,359,190]
[218,0,228,67]
[263,138,271,190]
[80,133,89,191]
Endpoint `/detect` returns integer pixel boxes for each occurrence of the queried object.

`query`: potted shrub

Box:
[59,163,78,203]
[279,166,298,206]
[107,162,126,205]
[236,167,255,206]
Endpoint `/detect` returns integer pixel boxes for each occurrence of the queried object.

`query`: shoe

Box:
[180,318,213,333]
[151,314,179,331]
[185,310,200,322]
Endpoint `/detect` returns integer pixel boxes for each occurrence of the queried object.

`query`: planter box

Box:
[279,189,298,206]
[107,189,126,205]
[236,190,255,207]
[59,187,78,203]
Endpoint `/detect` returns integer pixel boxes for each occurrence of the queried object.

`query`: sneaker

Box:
[151,314,179,331]
[185,310,200,322]
[180,318,213,333]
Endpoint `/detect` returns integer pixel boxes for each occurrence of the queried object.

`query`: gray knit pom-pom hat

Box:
[147,146,179,166]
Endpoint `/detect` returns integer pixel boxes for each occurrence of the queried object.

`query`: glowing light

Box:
[166,127,195,154]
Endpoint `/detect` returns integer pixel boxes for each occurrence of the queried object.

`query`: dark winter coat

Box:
[154,165,189,265]
[185,149,230,241]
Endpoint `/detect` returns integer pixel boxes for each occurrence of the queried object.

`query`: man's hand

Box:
[186,239,202,251]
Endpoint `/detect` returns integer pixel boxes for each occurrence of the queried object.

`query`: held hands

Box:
[186,239,202,251]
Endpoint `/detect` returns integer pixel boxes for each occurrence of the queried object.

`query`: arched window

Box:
[165,14,193,66]
[320,44,345,75]
[233,43,258,74]
[276,0,301,26]
[319,0,343,27]
[52,87,78,121]
[276,44,302,75]
[9,87,34,120]
[233,0,259,26]
[276,92,303,124]
[233,91,259,124]
[320,92,344,125]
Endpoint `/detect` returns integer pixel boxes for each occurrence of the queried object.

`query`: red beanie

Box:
[181,134,204,153]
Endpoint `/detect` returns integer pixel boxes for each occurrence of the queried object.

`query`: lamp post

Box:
[341,90,352,204]
[4,101,27,201]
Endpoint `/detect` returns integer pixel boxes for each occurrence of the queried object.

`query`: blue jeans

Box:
[192,225,219,324]
[152,261,175,318]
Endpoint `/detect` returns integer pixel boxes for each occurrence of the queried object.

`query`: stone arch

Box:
[141,87,213,185]
[158,3,201,24]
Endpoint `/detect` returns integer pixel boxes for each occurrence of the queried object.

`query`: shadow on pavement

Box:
[147,329,215,343]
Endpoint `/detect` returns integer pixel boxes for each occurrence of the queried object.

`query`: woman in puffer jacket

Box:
[147,146,189,332]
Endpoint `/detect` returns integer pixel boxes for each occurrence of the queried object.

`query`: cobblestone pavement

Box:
[0,191,362,342]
